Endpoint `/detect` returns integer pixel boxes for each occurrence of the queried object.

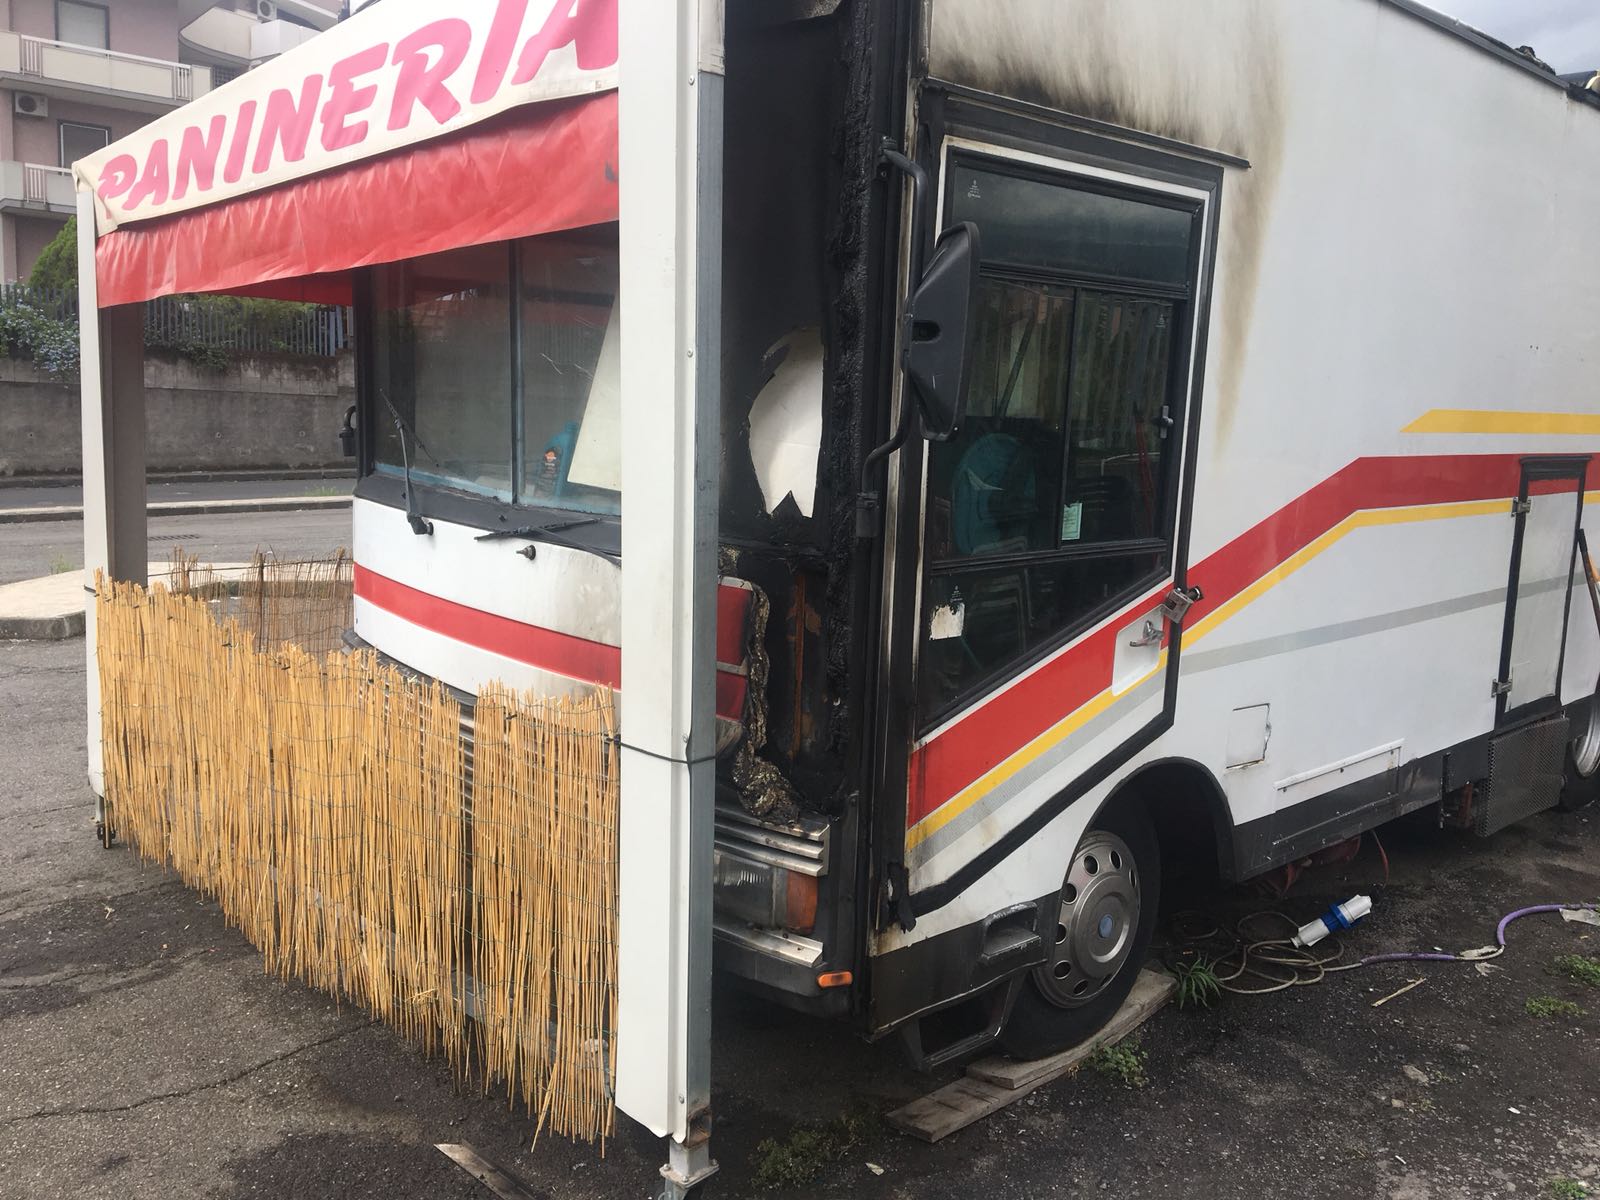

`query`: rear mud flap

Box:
[1477,716,1570,837]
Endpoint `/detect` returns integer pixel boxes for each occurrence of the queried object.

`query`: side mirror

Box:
[338,404,358,458]
[904,221,981,443]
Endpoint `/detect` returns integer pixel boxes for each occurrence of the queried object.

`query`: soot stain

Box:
[929,0,1291,444]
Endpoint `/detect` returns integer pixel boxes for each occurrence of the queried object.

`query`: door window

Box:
[918,155,1198,726]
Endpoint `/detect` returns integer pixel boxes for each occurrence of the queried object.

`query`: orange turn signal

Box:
[816,971,853,989]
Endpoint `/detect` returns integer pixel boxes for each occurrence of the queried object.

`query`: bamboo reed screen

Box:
[95,559,619,1144]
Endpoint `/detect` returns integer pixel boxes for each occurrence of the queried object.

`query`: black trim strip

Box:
[929,79,1252,170]
[355,473,623,558]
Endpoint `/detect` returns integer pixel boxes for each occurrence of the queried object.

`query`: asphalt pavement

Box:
[3,630,1600,1198]
[0,509,354,587]
[0,477,353,513]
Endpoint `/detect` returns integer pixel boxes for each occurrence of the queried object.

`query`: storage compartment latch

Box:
[1159,585,1204,625]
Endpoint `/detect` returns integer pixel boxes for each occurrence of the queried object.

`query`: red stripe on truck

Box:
[906,453,1597,830]
[354,564,753,721]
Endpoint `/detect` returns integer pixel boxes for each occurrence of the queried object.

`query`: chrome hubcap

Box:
[1034,829,1140,1009]
[1575,703,1600,778]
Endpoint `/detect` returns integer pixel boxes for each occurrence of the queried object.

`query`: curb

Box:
[0,610,85,641]
[0,496,352,525]
[0,468,356,490]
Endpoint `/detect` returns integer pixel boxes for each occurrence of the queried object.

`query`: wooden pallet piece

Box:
[886,969,1176,1143]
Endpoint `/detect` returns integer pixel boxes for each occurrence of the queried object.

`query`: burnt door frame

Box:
[1496,455,1590,728]
[867,81,1229,927]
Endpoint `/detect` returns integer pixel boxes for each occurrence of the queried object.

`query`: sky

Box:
[1430,0,1599,73]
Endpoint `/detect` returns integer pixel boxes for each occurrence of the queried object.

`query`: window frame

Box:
[912,143,1210,735]
[54,0,109,49]
[57,119,111,169]
[354,227,624,556]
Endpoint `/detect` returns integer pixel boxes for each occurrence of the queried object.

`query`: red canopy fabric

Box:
[95,91,618,309]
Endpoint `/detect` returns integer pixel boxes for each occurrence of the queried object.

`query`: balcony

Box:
[0,162,76,218]
[0,32,213,113]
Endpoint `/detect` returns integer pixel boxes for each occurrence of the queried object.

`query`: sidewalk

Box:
[0,480,352,525]
[0,467,354,490]
[0,562,255,640]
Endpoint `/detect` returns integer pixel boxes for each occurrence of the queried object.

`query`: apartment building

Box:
[0,0,339,281]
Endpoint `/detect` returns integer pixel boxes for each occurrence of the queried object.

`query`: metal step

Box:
[1476,715,1570,837]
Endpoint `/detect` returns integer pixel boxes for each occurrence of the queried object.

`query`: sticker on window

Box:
[928,590,966,641]
[1061,502,1084,543]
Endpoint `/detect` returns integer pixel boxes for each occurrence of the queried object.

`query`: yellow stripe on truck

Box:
[1404,410,1600,436]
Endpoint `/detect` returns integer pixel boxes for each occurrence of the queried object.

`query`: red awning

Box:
[94,91,618,309]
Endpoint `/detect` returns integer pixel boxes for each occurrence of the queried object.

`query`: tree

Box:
[29,218,77,293]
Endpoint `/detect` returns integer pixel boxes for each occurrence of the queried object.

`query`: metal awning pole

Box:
[615,0,724,1195]
[77,187,147,819]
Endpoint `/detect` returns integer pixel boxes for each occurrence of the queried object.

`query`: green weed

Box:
[751,1109,872,1191]
[48,557,75,575]
[1173,957,1222,1009]
[1549,1178,1589,1200]
[1554,955,1600,988]
[306,485,346,497]
[1086,1039,1148,1089]
[1526,995,1585,1019]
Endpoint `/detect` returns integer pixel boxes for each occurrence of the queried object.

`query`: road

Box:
[3,528,1600,1197]
[0,509,354,586]
[0,477,353,513]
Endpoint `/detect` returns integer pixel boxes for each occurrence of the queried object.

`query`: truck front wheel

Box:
[1000,801,1161,1059]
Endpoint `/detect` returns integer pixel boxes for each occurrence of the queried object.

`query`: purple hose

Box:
[1356,903,1598,966]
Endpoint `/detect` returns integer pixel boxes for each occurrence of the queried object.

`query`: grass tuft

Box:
[1086,1039,1148,1089]
[1173,957,1223,1009]
[1549,1178,1589,1200]
[49,556,76,575]
[1526,995,1585,1019]
[1553,955,1600,989]
[752,1109,873,1191]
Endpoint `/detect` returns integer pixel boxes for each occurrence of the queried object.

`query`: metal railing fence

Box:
[0,285,352,358]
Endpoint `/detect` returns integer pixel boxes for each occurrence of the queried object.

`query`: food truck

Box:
[76,0,1600,1189]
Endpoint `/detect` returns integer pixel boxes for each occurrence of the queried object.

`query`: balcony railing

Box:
[0,161,76,216]
[0,32,211,106]
[23,164,72,207]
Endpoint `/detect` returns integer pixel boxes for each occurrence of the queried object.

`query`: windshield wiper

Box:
[476,518,618,565]
[378,388,433,536]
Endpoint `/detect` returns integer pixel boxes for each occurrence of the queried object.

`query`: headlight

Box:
[712,848,819,934]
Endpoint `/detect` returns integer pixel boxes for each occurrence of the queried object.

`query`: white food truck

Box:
[76,0,1600,1188]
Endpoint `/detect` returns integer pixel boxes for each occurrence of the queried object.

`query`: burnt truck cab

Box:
[341,0,1600,1072]
[345,1,913,1033]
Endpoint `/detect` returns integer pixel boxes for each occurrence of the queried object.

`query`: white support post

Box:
[78,187,147,807]
[615,0,724,1194]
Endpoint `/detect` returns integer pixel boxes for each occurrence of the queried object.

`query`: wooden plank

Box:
[885,1075,1019,1144]
[885,969,1176,1144]
[435,1143,543,1200]
[968,969,1177,1091]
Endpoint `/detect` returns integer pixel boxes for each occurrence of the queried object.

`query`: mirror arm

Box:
[857,142,933,540]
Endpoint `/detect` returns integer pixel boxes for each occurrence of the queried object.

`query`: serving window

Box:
[369,225,621,517]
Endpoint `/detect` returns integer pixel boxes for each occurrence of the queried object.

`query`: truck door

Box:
[1497,458,1589,726]
[879,115,1221,918]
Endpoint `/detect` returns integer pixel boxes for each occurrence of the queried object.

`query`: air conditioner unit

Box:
[255,0,278,19]
[13,93,48,118]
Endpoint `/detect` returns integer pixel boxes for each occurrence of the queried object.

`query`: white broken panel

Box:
[567,301,623,493]
[748,328,825,518]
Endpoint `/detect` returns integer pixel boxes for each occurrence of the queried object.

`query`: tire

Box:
[1561,695,1600,811]
[999,800,1161,1060]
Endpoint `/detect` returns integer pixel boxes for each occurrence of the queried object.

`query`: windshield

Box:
[372,226,621,516]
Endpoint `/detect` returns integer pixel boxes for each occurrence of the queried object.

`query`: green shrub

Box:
[0,301,79,381]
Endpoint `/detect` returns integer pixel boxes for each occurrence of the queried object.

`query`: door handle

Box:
[1128,619,1162,649]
